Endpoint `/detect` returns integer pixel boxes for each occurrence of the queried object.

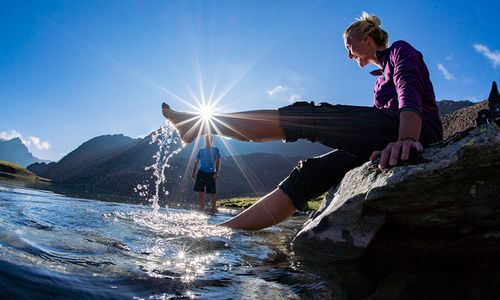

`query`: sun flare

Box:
[198,104,214,121]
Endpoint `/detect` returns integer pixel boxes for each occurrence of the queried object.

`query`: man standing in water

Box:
[192,134,221,213]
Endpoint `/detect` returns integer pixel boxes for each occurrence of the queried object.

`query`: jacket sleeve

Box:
[391,41,424,118]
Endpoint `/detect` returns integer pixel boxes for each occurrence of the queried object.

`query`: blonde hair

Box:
[344,12,388,49]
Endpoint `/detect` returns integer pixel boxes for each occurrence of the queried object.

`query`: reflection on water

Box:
[0,182,331,299]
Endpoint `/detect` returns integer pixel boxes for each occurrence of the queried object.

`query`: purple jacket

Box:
[373,40,443,144]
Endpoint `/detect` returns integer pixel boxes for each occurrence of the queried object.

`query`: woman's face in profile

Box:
[344,35,372,68]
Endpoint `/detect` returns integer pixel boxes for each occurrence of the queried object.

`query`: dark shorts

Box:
[277,101,442,211]
[194,170,216,194]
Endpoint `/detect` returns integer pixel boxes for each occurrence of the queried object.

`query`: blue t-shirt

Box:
[197,146,220,173]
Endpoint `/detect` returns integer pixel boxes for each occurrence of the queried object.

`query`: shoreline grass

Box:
[217,193,327,212]
[0,160,51,183]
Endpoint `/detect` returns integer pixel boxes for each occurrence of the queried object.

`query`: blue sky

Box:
[1,0,499,161]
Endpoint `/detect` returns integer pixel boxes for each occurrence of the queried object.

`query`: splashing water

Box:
[135,121,184,211]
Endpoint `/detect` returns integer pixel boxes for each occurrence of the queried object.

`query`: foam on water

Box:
[108,209,232,239]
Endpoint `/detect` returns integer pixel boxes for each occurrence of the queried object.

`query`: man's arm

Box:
[192,160,199,180]
[214,158,221,179]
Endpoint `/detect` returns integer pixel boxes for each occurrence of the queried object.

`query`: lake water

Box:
[3,181,500,300]
[0,181,332,299]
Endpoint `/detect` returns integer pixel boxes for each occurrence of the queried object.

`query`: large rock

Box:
[292,122,500,262]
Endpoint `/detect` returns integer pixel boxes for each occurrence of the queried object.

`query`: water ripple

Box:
[0,182,330,299]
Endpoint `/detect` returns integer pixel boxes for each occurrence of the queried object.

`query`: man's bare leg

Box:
[219,189,296,230]
[208,193,217,213]
[162,103,285,143]
[197,192,205,210]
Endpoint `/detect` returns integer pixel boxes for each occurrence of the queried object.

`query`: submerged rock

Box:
[292,122,500,262]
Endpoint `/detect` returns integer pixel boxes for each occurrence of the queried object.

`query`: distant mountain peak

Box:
[0,138,37,167]
[9,137,24,144]
[437,99,476,115]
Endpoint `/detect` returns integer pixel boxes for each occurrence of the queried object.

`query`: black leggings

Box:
[277,101,437,211]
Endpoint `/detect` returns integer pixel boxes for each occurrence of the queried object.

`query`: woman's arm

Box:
[397,110,422,141]
[370,110,423,169]
[370,43,426,169]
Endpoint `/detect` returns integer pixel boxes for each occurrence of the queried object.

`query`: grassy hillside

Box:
[217,193,327,212]
[0,160,51,182]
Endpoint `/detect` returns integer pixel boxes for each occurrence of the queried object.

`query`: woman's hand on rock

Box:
[370,140,423,170]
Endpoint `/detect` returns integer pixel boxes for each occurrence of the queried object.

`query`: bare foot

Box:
[161,102,206,143]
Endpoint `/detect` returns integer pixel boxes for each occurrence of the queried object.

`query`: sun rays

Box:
[164,94,268,201]
[104,21,285,220]
[196,103,215,122]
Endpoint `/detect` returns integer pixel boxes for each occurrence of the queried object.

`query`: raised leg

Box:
[162,103,284,143]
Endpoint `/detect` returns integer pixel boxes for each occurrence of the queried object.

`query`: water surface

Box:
[0,181,330,299]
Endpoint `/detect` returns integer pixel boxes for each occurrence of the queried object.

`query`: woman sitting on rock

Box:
[162,12,443,230]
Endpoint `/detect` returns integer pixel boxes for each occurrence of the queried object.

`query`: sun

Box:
[198,104,214,121]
